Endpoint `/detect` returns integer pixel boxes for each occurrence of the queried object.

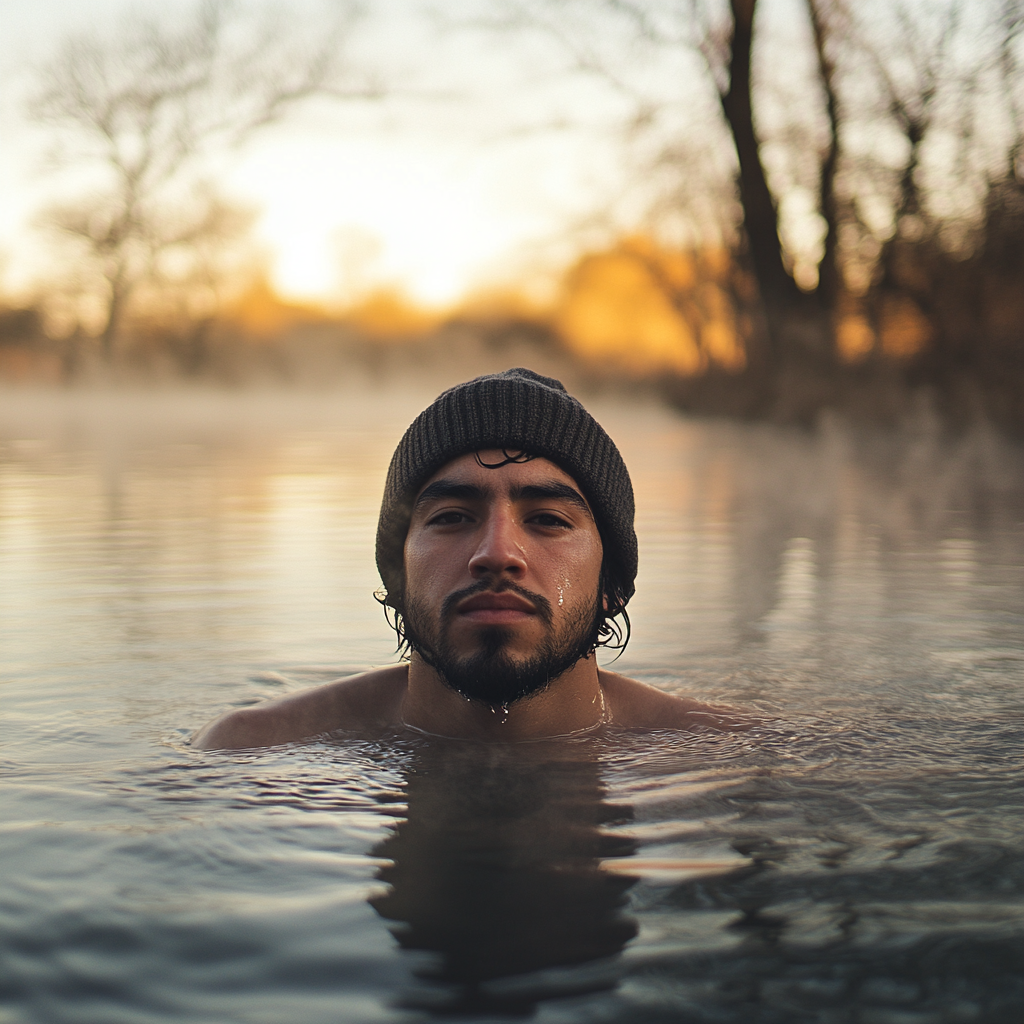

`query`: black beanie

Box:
[375,367,637,609]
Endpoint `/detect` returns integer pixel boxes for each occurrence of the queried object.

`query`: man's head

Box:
[375,368,637,706]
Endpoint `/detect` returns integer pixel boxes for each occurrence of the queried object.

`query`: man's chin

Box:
[451,620,539,653]
[437,654,554,708]
[459,637,538,667]
[431,630,547,707]
[404,597,599,708]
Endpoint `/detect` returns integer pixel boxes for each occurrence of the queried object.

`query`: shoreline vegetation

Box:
[2,2,1020,435]
[2,177,1020,436]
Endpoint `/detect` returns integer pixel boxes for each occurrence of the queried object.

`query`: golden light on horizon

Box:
[229,135,550,310]
[555,238,745,376]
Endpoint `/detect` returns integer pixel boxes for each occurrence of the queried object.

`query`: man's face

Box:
[401,450,604,706]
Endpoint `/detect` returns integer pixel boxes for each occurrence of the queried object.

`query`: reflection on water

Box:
[1,385,1022,1023]
[370,744,638,1014]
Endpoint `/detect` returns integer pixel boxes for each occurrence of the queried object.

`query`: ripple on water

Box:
[2,396,1023,1022]
[1,713,1021,1024]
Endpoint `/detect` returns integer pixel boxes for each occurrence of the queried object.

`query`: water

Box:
[1,385,1022,1024]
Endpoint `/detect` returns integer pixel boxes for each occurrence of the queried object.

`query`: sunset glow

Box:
[1,126,576,313]
[555,239,745,374]
[231,135,543,308]
[0,0,616,313]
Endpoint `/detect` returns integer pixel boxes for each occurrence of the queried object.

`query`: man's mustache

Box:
[440,579,553,625]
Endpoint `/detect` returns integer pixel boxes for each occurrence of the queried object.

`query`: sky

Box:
[0,0,843,310]
[0,0,650,308]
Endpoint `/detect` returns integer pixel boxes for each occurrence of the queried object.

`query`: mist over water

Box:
[1,383,1022,1023]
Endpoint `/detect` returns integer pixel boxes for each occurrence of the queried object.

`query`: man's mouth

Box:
[455,590,537,624]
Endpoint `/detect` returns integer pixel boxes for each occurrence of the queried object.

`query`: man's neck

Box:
[401,654,606,741]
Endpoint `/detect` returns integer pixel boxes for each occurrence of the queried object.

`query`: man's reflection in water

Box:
[369,742,639,1015]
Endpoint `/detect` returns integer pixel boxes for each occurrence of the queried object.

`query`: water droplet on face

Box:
[557,586,564,607]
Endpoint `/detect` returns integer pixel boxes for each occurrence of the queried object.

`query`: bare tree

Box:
[29,0,375,361]
[995,0,1024,180]
[806,0,843,311]
[483,0,844,372]
[473,0,1022,425]
[847,0,967,229]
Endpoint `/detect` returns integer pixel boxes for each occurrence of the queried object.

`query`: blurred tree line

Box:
[501,0,1023,429]
[1,0,1022,433]
[1,0,374,377]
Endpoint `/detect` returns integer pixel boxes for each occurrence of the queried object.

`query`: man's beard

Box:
[402,580,600,708]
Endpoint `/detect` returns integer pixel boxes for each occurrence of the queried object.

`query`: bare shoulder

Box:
[192,665,409,751]
[599,670,750,730]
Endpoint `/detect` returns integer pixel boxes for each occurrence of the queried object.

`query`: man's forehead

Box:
[412,453,597,524]
[417,450,581,493]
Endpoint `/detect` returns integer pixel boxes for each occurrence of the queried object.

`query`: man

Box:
[194,368,737,749]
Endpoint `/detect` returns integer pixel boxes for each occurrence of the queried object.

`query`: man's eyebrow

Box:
[414,480,489,508]
[511,482,594,519]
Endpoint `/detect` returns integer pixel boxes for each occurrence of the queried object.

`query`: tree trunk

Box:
[807,0,841,313]
[719,0,801,355]
[715,0,839,415]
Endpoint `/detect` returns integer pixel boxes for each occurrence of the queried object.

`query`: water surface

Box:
[1,386,1022,1023]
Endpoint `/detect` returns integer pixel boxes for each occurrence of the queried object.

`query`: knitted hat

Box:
[376,367,637,608]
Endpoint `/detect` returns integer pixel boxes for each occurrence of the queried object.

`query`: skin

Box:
[193,451,743,750]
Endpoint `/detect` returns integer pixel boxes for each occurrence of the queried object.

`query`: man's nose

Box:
[468,511,527,577]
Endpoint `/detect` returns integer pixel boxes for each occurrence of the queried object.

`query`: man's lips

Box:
[456,591,537,620]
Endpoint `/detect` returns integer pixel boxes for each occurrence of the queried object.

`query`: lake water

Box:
[1,384,1022,1024]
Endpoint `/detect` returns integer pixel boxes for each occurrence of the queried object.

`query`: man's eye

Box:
[529,512,571,528]
[428,511,471,526]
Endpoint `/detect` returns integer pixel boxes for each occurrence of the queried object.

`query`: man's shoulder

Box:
[599,670,748,730]
[192,665,409,750]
